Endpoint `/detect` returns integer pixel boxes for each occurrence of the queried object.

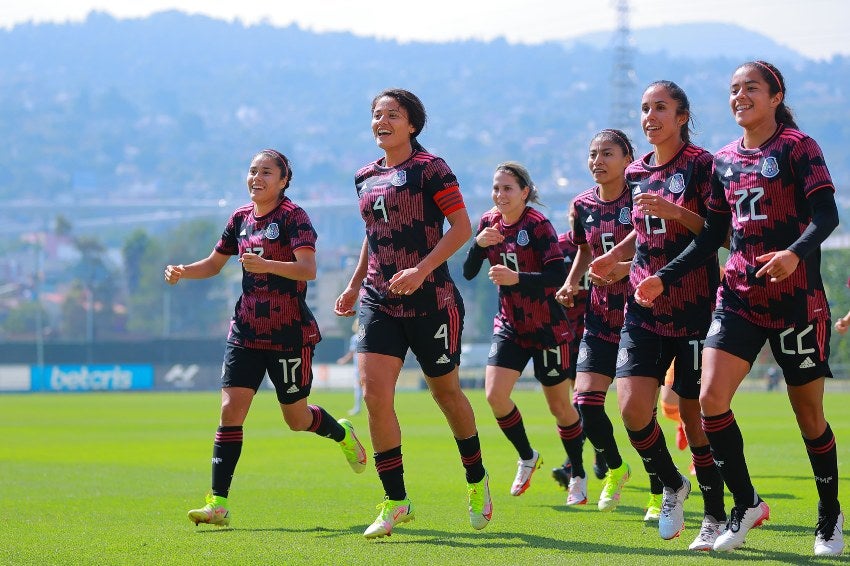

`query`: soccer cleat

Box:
[337,418,367,473]
[566,475,588,506]
[644,493,663,522]
[593,455,609,480]
[598,462,631,512]
[363,497,414,539]
[688,514,725,551]
[675,421,688,451]
[510,449,541,496]
[188,493,231,527]
[552,465,571,490]
[659,475,691,540]
[713,499,770,551]
[814,511,845,556]
[467,473,493,530]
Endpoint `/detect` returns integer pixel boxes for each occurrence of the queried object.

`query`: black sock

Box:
[307,405,345,441]
[558,420,585,477]
[211,425,243,498]
[576,391,623,469]
[702,410,757,508]
[805,424,840,516]
[375,446,406,501]
[496,405,534,461]
[626,418,682,490]
[691,443,726,521]
[455,434,486,483]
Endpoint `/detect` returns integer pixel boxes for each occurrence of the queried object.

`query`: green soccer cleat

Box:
[363,497,414,539]
[644,492,663,522]
[188,493,231,527]
[598,462,631,511]
[337,418,367,473]
[467,473,493,530]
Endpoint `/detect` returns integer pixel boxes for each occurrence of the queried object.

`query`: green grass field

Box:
[3,388,848,565]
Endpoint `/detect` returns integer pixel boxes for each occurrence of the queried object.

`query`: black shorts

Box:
[488,334,571,387]
[704,309,832,386]
[222,343,314,404]
[576,334,619,378]
[615,324,704,399]
[357,304,463,377]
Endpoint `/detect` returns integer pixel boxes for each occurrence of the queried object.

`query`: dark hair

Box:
[644,80,694,144]
[254,148,292,195]
[495,161,542,205]
[371,88,428,152]
[591,128,635,159]
[739,60,798,129]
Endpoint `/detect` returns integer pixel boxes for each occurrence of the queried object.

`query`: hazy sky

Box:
[3,0,848,60]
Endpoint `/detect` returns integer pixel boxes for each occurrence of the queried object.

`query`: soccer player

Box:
[334,89,492,538]
[462,162,582,502]
[554,129,638,513]
[165,149,367,528]
[590,81,727,548]
[635,61,844,556]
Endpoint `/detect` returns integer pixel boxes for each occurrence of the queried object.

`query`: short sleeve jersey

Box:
[570,186,634,343]
[626,144,720,337]
[355,150,466,318]
[709,125,834,328]
[475,206,573,349]
[215,197,321,350]
[558,231,589,339]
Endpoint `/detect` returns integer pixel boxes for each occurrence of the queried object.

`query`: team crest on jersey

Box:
[761,156,779,178]
[618,207,632,225]
[707,319,721,338]
[616,348,629,368]
[488,343,498,358]
[516,230,530,246]
[390,170,407,186]
[577,346,588,365]
[264,223,280,240]
[667,173,685,194]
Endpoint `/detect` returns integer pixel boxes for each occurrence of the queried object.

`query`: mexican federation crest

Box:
[761,156,779,179]
[516,229,530,246]
[667,173,685,194]
[618,206,632,225]
[390,170,407,186]
[264,223,280,240]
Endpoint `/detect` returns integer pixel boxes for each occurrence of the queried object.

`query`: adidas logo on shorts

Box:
[435,354,451,365]
[286,384,299,394]
[799,356,816,369]
[547,368,559,377]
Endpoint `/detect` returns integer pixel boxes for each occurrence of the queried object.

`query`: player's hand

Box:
[488,264,519,286]
[835,318,850,335]
[634,275,664,308]
[555,283,577,307]
[589,253,616,282]
[164,264,184,285]
[634,193,680,220]
[755,250,799,283]
[389,267,426,296]
[239,252,268,274]
[475,226,504,248]
[334,288,358,316]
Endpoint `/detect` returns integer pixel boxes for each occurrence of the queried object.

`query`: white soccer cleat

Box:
[814,511,845,556]
[713,500,770,551]
[658,475,690,540]
[566,475,588,506]
[688,514,725,551]
[510,450,541,496]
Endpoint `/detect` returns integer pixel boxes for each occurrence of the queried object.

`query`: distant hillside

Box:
[1,10,848,247]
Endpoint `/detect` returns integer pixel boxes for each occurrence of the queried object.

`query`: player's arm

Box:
[164,250,230,284]
[589,230,636,279]
[242,247,316,281]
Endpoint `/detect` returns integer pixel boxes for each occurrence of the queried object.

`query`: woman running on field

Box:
[635,61,844,556]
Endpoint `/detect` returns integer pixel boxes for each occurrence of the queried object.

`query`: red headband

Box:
[260,148,290,179]
[753,61,783,92]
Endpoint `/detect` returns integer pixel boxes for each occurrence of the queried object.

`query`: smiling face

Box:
[491,169,529,221]
[371,96,416,154]
[640,84,687,149]
[246,154,287,212]
[588,137,631,188]
[729,65,783,130]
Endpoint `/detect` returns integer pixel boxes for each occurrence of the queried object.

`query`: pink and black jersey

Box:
[356,150,465,318]
[215,197,321,350]
[627,144,720,337]
[475,207,573,349]
[571,185,634,343]
[710,125,834,328]
[558,231,589,339]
